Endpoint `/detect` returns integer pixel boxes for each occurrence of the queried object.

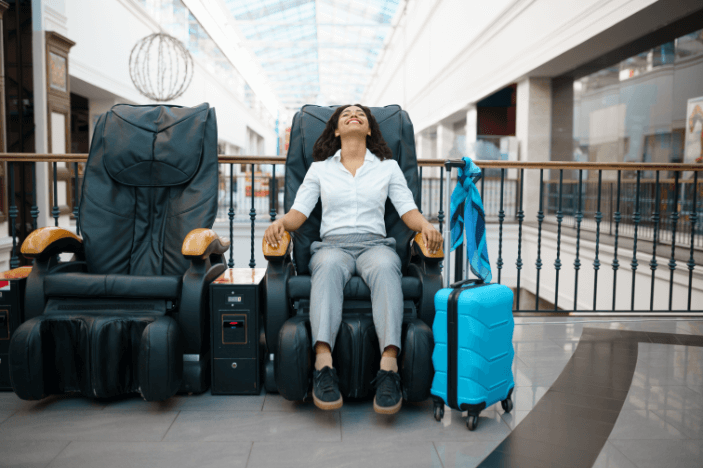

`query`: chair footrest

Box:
[9,314,183,401]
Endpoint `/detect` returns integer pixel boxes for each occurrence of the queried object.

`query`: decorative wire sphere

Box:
[129,32,194,102]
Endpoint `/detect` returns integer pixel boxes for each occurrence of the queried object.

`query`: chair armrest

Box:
[411,232,443,263]
[182,228,230,260]
[262,231,291,261]
[21,227,83,260]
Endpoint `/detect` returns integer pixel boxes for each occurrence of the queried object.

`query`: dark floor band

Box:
[477,328,703,468]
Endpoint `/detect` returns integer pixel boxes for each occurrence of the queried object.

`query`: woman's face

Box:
[335,105,372,139]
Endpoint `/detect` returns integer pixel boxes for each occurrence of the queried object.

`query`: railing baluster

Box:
[249,163,256,268]
[554,170,564,310]
[228,163,235,268]
[73,162,80,235]
[668,171,680,310]
[270,164,277,222]
[573,169,583,310]
[52,162,59,226]
[688,172,698,310]
[515,169,524,310]
[8,162,18,269]
[535,169,544,311]
[593,170,602,310]
[418,166,423,214]
[649,171,661,311]
[31,162,38,231]
[497,168,505,284]
[630,170,641,311]
[612,171,622,310]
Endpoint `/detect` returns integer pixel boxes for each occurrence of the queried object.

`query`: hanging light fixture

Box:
[129,32,194,102]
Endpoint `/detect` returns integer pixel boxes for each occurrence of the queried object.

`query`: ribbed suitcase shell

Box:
[431,283,515,409]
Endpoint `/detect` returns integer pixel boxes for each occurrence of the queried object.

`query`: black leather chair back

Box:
[79,103,219,276]
[284,105,419,274]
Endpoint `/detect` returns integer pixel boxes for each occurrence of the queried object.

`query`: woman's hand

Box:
[421,222,442,255]
[264,220,285,248]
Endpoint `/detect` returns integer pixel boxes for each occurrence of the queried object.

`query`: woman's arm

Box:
[401,209,442,255]
[264,209,307,248]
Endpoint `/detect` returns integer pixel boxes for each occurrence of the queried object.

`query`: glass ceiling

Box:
[225,0,401,111]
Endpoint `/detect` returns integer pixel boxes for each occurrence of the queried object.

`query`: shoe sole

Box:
[313,394,343,410]
[373,396,402,415]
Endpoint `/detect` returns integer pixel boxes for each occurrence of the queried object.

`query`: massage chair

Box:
[8,103,229,401]
[262,104,442,402]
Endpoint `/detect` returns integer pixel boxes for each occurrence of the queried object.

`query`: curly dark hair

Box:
[312,104,394,162]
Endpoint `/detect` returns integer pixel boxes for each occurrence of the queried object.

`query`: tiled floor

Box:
[0,318,702,467]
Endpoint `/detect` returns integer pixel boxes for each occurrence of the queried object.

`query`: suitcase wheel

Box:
[501,397,513,414]
[466,415,478,431]
[433,404,444,422]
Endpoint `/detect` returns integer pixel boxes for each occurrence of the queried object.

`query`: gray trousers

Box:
[309,233,403,352]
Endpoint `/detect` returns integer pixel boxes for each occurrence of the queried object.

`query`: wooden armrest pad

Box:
[262,231,291,259]
[413,232,443,259]
[21,227,82,257]
[0,266,33,280]
[182,228,231,259]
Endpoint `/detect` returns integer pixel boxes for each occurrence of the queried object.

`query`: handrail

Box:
[1,153,703,171]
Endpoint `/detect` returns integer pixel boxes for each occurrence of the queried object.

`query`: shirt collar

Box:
[330,148,377,162]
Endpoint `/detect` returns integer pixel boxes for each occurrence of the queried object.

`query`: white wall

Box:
[363,0,695,134]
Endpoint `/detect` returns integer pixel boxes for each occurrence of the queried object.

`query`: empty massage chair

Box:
[262,104,442,402]
[9,103,229,401]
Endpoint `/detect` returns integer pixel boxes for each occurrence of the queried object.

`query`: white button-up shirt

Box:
[290,149,418,239]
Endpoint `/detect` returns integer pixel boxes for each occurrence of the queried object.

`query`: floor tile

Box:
[609,410,687,440]
[341,406,510,442]
[163,410,340,442]
[631,365,703,388]
[610,439,703,468]
[0,410,178,442]
[47,441,252,468]
[592,441,638,468]
[651,409,703,439]
[262,393,315,412]
[247,441,442,468]
[499,410,528,429]
[0,410,15,424]
[0,440,69,468]
[99,394,186,412]
[513,366,563,387]
[434,440,504,468]
[622,385,703,410]
[175,392,265,411]
[0,393,105,412]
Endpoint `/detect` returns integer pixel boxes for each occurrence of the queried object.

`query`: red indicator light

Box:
[229,322,239,325]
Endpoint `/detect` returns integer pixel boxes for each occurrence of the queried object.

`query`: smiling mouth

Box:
[348,119,361,124]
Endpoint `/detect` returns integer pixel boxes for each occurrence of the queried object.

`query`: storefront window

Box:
[573,29,703,167]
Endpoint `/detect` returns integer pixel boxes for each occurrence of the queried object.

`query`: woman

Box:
[264,104,442,414]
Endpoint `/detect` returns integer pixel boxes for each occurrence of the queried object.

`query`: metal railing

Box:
[0,154,701,314]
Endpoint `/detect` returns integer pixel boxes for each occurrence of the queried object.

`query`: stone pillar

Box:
[516,77,552,221]
[465,104,478,159]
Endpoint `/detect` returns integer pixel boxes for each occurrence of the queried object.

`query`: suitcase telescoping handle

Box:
[450,278,484,289]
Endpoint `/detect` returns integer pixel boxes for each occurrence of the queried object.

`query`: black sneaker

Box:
[312,366,343,410]
[372,369,402,414]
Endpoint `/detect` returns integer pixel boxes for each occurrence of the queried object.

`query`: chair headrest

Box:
[102,103,209,187]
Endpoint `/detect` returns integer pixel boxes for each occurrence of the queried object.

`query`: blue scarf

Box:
[450,157,492,283]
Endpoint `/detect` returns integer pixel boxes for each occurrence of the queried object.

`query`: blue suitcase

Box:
[431,159,515,431]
